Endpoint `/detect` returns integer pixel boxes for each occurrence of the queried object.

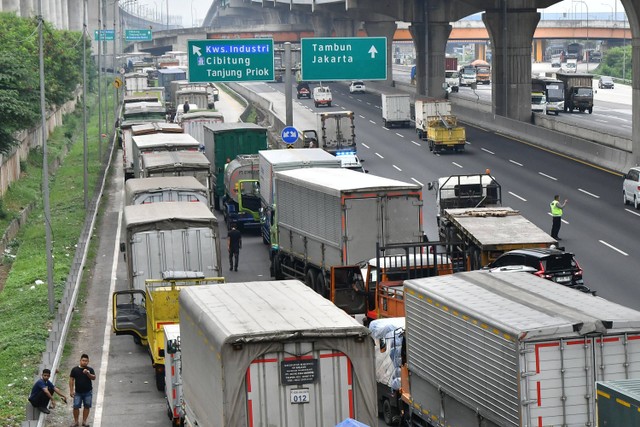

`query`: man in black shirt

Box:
[228,223,242,272]
[69,354,96,427]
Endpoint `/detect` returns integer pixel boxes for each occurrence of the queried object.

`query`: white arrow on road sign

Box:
[368,45,378,58]
[192,45,202,57]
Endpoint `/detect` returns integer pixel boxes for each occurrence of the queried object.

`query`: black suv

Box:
[484,248,590,292]
[296,82,311,99]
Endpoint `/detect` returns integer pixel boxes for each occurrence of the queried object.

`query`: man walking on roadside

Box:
[69,354,96,427]
[28,368,68,414]
[228,223,242,272]
[550,194,567,240]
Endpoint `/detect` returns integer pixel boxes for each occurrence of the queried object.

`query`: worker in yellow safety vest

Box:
[550,194,567,240]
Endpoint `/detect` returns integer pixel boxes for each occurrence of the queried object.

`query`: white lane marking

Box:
[411,140,421,147]
[452,162,463,168]
[369,120,377,124]
[625,208,640,217]
[539,172,557,181]
[393,165,402,171]
[599,240,629,256]
[395,133,405,138]
[376,152,384,159]
[508,191,527,202]
[361,143,370,149]
[383,127,390,131]
[578,188,600,199]
[481,147,495,155]
[359,114,365,119]
[94,190,124,427]
[509,159,523,166]
[411,178,424,186]
[357,99,363,102]
[546,212,569,224]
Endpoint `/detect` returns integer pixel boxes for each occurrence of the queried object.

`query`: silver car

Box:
[623,167,640,209]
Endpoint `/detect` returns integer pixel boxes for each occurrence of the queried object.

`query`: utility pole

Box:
[98,6,103,161]
[83,0,89,209]
[37,0,55,314]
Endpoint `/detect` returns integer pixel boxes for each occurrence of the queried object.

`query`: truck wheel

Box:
[316,272,329,298]
[428,141,433,152]
[555,111,559,116]
[383,119,387,127]
[579,108,585,113]
[156,370,165,392]
[588,107,593,114]
[314,102,318,107]
[272,256,284,280]
[305,269,316,291]
[328,102,332,107]
[383,399,396,425]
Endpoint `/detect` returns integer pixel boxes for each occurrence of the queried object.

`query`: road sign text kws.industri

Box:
[195,42,271,79]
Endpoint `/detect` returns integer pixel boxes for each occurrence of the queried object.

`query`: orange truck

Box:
[471,59,491,85]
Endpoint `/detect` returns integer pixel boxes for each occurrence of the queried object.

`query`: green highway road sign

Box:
[94,29,114,41]
[301,37,387,81]
[188,39,274,83]
[125,29,152,41]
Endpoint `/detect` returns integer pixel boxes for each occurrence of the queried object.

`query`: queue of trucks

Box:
[112,63,629,427]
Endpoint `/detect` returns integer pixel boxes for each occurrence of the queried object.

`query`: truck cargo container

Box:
[124,176,209,207]
[124,72,148,95]
[445,57,458,73]
[271,168,425,314]
[120,110,173,180]
[401,270,640,427]
[556,72,594,113]
[202,123,268,210]
[440,206,556,269]
[597,379,640,426]
[163,324,183,426]
[471,59,491,84]
[179,280,377,427]
[158,69,187,92]
[414,98,466,152]
[112,272,224,391]
[258,148,342,245]
[131,133,201,178]
[180,111,224,145]
[222,154,261,231]
[302,111,357,154]
[139,151,212,204]
[120,202,222,292]
[381,94,411,128]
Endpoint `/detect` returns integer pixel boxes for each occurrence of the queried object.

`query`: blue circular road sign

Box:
[281,126,299,145]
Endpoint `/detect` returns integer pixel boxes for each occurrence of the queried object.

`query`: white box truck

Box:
[179,280,377,427]
[121,202,222,291]
[381,93,411,128]
[258,148,341,245]
[400,271,640,427]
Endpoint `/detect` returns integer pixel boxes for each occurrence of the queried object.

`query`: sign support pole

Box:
[285,42,293,126]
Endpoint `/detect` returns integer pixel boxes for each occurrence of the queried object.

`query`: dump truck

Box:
[414,98,466,153]
[202,123,268,211]
[440,206,556,270]
[271,168,435,316]
[120,201,222,293]
[131,132,201,178]
[400,270,640,427]
[179,280,377,427]
[222,154,261,231]
[124,122,183,181]
[258,148,342,246]
[112,272,224,392]
[556,72,594,113]
[302,111,357,154]
[138,151,212,205]
[471,58,491,84]
[381,93,411,128]
[124,176,209,207]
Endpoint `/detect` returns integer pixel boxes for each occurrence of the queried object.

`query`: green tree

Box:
[598,45,632,80]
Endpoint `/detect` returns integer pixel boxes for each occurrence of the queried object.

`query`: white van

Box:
[531,92,547,114]
[312,86,332,107]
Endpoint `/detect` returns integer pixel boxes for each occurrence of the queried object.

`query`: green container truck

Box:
[203,123,268,211]
[597,379,640,426]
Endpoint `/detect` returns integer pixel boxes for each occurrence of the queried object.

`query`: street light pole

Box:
[575,0,589,72]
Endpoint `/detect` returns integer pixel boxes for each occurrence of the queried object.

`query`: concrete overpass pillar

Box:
[311,13,333,37]
[262,8,281,25]
[68,0,82,30]
[632,36,640,166]
[60,0,68,29]
[409,20,451,98]
[483,9,539,120]
[363,20,396,87]
[333,18,357,37]
[20,0,33,17]
[409,23,425,95]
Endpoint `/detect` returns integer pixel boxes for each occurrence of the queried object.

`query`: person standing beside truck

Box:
[550,195,567,240]
[228,223,242,272]
[28,368,68,414]
[183,99,190,114]
[69,354,96,427]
